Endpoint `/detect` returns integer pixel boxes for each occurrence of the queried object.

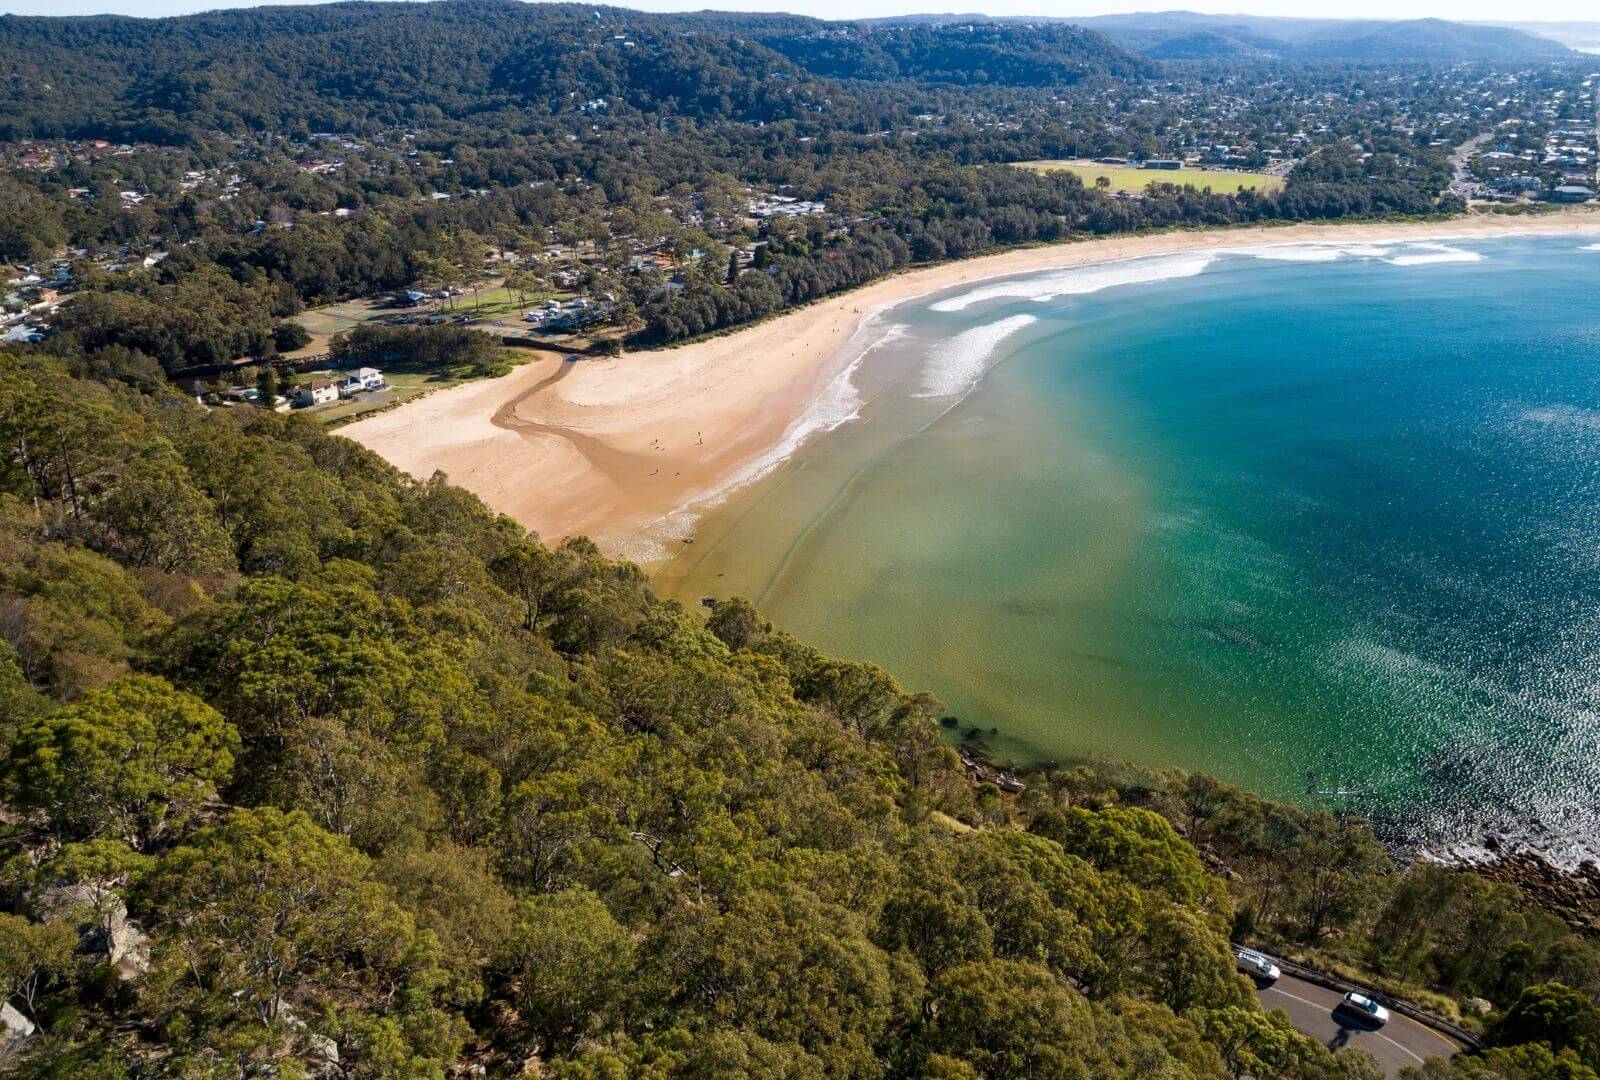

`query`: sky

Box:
[1,0,1598,24]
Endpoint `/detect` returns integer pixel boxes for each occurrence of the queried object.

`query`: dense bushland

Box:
[1,343,1597,1078]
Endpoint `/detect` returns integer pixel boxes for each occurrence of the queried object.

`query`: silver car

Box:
[1338,992,1391,1026]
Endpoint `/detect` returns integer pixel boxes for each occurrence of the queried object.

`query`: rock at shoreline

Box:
[1446,848,1600,932]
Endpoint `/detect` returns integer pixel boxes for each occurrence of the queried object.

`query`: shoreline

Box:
[342,210,1600,552]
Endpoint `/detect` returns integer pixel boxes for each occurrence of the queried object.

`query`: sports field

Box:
[1012,160,1284,195]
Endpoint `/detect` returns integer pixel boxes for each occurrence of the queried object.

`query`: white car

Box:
[1233,947,1280,983]
[1338,992,1391,1026]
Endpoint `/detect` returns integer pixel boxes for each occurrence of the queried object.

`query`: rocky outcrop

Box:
[307,1032,340,1070]
[0,1003,35,1064]
[33,882,150,980]
[955,746,1027,793]
[1451,843,1600,933]
[103,918,151,980]
[282,1005,341,1077]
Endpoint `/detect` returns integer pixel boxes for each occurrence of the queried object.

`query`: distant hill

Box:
[0,1,1152,141]
[744,19,1157,85]
[875,11,1574,62]
[1079,13,1573,61]
[0,1,853,140]
[0,2,1572,144]
[1292,18,1573,61]
[1140,29,1275,61]
[1481,21,1600,54]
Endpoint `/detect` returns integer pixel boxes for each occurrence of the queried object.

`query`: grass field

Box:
[285,283,569,358]
[453,284,564,320]
[285,297,389,357]
[1012,160,1284,195]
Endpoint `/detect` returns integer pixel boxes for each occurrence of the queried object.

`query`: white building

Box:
[339,368,385,395]
[294,379,339,407]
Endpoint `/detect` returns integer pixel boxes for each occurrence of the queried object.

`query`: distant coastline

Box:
[344,210,1600,554]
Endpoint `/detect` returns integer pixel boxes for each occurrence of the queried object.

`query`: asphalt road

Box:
[1255,973,1462,1078]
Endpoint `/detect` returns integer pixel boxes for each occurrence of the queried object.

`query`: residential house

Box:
[293,379,339,407]
[1,324,45,344]
[339,368,385,395]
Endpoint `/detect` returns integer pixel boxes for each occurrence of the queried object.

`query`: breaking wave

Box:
[928,240,1494,317]
[928,253,1217,313]
[1385,243,1484,267]
[1239,240,1482,266]
[917,314,1039,399]
[1246,244,1347,262]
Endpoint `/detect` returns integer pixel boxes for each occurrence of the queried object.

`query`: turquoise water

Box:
[656,236,1600,860]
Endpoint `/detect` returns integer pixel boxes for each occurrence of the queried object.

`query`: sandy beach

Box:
[343,211,1600,553]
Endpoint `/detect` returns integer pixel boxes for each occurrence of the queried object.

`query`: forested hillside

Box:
[3,2,1555,143]
[2,340,1600,1075]
[0,1,834,140]
[0,1,1146,142]
[1044,13,1572,61]
[742,19,1156,85]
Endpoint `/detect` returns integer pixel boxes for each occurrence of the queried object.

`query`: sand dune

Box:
[342,211,1600,552]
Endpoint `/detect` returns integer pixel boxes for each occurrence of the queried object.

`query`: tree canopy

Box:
[0,345,1481,1076]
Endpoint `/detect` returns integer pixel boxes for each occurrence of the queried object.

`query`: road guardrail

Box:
[1241,945,1486,1050]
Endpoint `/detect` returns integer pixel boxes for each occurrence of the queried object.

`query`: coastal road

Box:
[1256,973,1461,1077]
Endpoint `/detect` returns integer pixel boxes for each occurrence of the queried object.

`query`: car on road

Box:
[1233,947,1280,983]
[1337,992,1391,1026]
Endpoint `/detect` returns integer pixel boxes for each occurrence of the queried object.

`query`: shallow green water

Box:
[655,236,1600,860]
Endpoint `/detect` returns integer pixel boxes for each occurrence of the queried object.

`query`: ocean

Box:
[653,234,1600,865]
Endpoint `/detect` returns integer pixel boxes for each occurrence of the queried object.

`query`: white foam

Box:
[1425,836,1600,877]
[611,506,705,565]
[712,336,883,494]
[1582,242,1600,252]
[617,319,917,564]
[1247,245,1345,262]
[1240,241,1481,266]
[926,239,1498,315]
[928,253,1216,313]
[611,531,676,566]
[1384,243,1483,267]
[917,314,1038,400]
